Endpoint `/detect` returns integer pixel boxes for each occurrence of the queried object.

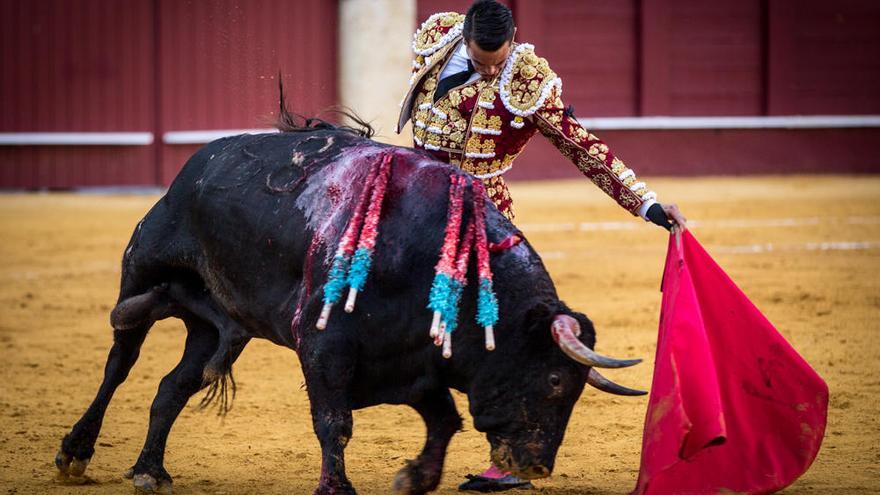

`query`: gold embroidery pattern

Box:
[458,74,528,180]
[499,44,560,117]
[482,175,514,220]
[478,87,497,107]
[461,153,516,178]
[426,97,469,150]
[413,13,465,55]
[472,110,502,132]
[464,135,496,156]
[618,191,639,210]
[412,89,433,146]
[591,172,614,196]
[533,86,651,215]
[417,64,473,150]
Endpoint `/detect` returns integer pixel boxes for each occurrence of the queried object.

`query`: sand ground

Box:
[1,176,878,494]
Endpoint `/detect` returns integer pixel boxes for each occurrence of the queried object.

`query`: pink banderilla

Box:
[441,217,476,358]
[344,152,393,313]
[317,156,381,330]
[471,180,498,350]
[427,175,466,340]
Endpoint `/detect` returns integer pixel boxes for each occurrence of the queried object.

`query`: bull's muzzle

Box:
[489,442,553,480]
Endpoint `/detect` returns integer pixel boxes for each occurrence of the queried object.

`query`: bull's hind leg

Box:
[128,316,248,494]
[56,286,173,478]
[392,390,462,495]
[56,326,151,477]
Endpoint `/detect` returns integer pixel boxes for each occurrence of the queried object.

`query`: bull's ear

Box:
[570,312,596,348]
[524,302,554,325]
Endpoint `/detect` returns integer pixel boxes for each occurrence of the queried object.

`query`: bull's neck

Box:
[441,234,559,391]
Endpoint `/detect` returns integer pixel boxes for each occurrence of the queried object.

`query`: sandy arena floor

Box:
[1,176,879,494]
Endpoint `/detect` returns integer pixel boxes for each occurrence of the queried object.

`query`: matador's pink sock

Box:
[478,464,509,479]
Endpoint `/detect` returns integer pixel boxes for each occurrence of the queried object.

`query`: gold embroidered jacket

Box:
[397,12,657,220]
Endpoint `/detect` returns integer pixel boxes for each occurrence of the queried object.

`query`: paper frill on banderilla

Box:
[427,175,498,358]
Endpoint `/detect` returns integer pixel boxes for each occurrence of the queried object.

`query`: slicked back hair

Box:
[463,0,515,51]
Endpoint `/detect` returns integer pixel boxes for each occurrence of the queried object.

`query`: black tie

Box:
[434,60,475,102]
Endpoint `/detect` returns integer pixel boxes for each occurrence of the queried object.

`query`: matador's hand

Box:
[646,203,688,232]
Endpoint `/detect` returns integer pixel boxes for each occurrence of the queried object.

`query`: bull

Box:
[55,107,645,495]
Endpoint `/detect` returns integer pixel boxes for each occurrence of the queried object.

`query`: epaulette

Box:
[499,43,562,117]
[412,12,465,57]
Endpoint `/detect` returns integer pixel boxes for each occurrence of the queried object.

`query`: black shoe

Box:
[458,474,534,492]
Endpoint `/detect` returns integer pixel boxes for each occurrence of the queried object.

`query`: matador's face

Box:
[465,39,512,79]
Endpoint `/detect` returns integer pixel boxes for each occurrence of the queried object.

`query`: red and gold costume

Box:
[398,12,657,220]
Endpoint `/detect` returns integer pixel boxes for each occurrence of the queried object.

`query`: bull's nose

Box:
[526,442,543,457]
[529,465,550,478]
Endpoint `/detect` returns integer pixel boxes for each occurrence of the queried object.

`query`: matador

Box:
[397,5,686,229]
[396,1,687,492]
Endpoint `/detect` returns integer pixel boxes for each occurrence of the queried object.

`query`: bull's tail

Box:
[112,281,245,417]
[197,358,237,417]
[274,73,375,138]
[196,319,248,417]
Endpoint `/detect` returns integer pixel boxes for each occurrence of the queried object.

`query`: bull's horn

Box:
[551,315,641,369]
[587,369,647,396]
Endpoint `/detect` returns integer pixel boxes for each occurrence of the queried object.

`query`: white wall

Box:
[339,0,416,146]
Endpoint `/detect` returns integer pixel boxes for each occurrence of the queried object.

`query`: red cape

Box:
[632,231,828,494]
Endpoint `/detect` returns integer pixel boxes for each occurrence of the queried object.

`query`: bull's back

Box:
[141,129,515,346]
[163,132,354,337]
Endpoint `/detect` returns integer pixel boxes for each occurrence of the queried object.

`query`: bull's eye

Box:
[548,373,562,388]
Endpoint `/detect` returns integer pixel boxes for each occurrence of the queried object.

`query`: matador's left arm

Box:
[531,85,657,219]
[498,44,685,228]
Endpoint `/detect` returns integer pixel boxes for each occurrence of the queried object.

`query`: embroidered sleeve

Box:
[532,85,656,216]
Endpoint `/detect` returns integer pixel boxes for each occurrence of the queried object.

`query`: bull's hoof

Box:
[133,473,173,494]
[55,450,90,477]
[392,459,440,495]
[54,451,70,473]
[392,469,415,495]
[313,481,357,495]
[123,467,135,479]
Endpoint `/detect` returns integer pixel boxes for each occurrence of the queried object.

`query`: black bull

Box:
[55,126,645,494]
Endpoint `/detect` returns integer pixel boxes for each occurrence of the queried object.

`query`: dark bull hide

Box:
[55,110,645,495]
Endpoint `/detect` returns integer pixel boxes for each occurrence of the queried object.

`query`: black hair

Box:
[462,0,515,51]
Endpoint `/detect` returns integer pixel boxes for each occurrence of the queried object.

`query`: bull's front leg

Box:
[311,403,355,495]
[392,390,462,494]
[302,334,358,495]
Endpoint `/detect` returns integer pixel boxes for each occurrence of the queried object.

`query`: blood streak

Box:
[291,232,324,344]
[326,183,343,207]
